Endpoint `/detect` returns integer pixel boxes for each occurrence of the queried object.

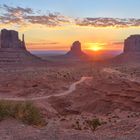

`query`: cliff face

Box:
[66,41,87,59]
[0,29,43,66]
[112,35,140,64]
[70,41,82,54]
[124,35,140,53]
[0,29,26,50]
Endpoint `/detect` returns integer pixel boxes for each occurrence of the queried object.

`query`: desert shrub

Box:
[0,101,46,126]
[72,121,82,130]
[86,118,101,131]
[75,120,82,130]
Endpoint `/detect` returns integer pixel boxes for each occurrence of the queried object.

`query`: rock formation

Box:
[111,35,140,64]
[0,29,43,65]
[124,35,140,53]
[66,41,88,59]
[70,41,82,54]
[0,29,26,49]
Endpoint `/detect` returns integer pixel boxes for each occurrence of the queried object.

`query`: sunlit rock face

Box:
[0,29,26,50]
[66,41,87,59]
[124,35,140,53]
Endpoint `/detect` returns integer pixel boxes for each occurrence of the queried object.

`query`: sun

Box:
[91,45,101,51]
[87,43,102,51]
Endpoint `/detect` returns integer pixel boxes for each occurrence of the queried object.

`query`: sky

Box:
[0,0,140,51]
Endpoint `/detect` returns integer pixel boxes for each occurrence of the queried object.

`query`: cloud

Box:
[3,4,33,15]
[25,13,70,27]
[112,41,123,45]
[27,41,60,46]
[0,5,33,24]
[0,5,71,27]
[0,5,140,28]
[76,18,140,28]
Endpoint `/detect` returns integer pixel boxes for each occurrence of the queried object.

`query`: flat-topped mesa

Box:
[124,35,140,53]
[0,29,26,50]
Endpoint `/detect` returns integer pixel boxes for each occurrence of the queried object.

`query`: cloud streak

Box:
[27,42,60,46]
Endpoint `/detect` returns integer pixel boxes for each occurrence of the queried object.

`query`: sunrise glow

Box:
[86,43,105,51]
[0,0,140,51]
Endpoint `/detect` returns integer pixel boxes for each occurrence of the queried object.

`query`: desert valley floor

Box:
[1,0,140,139]
[0,61,139,140]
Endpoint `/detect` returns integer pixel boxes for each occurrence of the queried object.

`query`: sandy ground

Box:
[0,64,91,98]
[0,62,140,140]
[0,76,92,101]
[0,118,140,140]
